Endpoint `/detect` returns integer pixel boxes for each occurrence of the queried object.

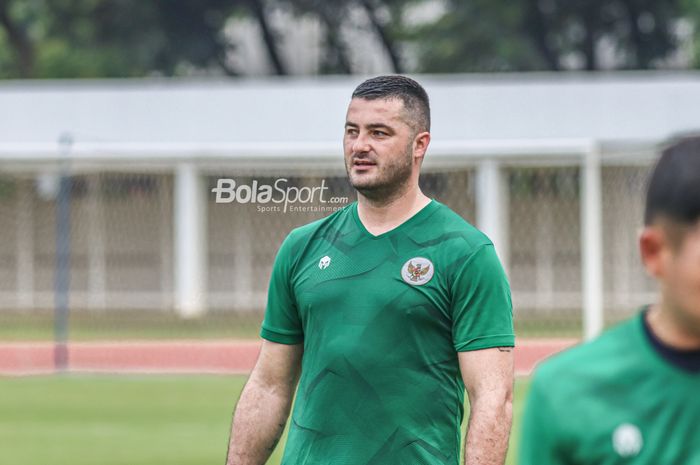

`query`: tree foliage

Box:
[0,0,696,78]
[411,0,687,72]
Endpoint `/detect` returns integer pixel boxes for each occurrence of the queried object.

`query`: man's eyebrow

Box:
[366,123,393,131]
[344,122,394,131]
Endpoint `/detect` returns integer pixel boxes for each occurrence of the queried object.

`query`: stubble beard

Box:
[347,144,414,205]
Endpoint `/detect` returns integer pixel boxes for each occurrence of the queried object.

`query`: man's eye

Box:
[346,128,358,135]
[373,131,387,137]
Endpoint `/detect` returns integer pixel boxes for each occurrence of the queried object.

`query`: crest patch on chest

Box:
[401,257,434,285]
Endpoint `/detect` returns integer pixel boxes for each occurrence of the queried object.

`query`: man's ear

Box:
[413,131,431,162]
[639,226,667,279]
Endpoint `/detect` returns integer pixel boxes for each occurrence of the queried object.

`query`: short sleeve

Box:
[259,234,304,344]
[450,244,514,351]
[518,373,566,465]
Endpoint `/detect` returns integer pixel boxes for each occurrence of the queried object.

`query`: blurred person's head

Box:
[639,135,700,342]
[343,75,431,204]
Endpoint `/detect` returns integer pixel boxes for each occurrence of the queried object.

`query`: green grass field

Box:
[0,310,584,340]
[0,375,530,465]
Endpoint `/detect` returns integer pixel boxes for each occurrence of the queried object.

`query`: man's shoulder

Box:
[533,314,642,391]
[429,201,493,255]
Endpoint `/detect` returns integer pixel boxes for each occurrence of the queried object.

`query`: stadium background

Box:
[1,1,700,464]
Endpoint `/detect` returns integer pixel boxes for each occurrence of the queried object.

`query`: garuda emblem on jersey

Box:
[401,257,434,285]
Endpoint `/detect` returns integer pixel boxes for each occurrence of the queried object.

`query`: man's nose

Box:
[352,132,371,153]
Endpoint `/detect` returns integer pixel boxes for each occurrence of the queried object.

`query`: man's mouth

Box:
[353,159,376,168]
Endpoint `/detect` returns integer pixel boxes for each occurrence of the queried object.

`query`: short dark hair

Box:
[351,75,431,133]
[644,135,700,228]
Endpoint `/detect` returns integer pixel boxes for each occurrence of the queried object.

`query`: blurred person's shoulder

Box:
[532,312,645,392]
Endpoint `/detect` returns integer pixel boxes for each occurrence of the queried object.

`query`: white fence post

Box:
[581,143,604,340]
[160,176,174,310]
[476,159,509,273]
[87,174,107,310]
[174,162,207,318]
[16,179,34,309]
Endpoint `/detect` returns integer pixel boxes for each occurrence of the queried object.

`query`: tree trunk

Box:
[0,0,35,78]
[524,0,560,71]
[249,0,287,75]
[317,5,353,73]
[621,0,649,68]
[581,10,598,70]
[358,0,403,73]
[216,48,240,76]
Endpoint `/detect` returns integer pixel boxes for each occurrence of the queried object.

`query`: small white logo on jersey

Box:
[612,423,643,458]
[318,255,331,270]
[401,257,434,285]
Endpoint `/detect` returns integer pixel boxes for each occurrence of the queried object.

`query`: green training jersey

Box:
[260,199,514,465]
[520,311,700,465]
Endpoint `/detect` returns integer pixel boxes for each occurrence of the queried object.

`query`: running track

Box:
[0,339,578,377]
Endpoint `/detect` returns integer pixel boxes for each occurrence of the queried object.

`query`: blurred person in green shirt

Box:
[520,136,700,465]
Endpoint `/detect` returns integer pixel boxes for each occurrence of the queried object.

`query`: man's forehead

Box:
[346,97,408,123]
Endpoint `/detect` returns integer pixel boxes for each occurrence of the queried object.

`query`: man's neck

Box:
[646,303,700,350]
[356,185,431,236]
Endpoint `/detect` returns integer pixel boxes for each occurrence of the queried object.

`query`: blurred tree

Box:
[245,0,288,74]
[286,0,407,73]
[685,0,700,67]
[288,0,354,73]
[409,0,687,72]
[0,0,291,78]
[38,0,241,77]
[0,0,412,77]
[0,0,37,77]
[0,0,696,78]
[406,0,543,72]
[358,0,405,72]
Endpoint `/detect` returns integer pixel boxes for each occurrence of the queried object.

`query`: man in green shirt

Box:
[226,76,515,465]
[519,136,700,464]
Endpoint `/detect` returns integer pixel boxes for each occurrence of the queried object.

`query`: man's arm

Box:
[459,346,514,465]
[226,339,303,465]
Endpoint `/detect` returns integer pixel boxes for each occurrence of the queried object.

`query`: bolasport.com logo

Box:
[211,178,349,213]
